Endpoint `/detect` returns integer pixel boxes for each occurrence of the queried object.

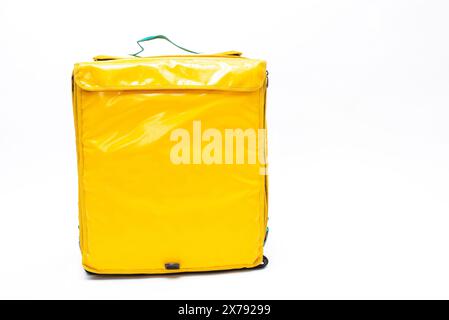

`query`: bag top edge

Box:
[73,57,267,92]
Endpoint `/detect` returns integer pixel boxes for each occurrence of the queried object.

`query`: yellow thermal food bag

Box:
[72,36,269,274]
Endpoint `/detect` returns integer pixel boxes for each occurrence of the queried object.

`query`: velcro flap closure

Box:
[74,57,266,92]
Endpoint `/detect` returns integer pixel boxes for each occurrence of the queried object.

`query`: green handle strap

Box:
[130,35,200,57]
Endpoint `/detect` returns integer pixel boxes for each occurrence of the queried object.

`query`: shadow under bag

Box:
[72,36,269,274]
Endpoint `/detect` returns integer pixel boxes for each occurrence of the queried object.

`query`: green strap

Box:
[130,35,199,57]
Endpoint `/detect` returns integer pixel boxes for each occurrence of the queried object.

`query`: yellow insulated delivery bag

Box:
[72,36,269,274]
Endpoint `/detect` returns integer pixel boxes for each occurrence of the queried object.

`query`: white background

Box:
[1,0,449,299]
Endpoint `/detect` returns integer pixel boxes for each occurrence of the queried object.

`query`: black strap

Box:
[253,255,269,270]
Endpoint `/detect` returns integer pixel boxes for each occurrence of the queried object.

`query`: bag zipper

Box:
[93,51,244,62]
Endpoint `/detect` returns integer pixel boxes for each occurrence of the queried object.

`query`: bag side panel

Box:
[73,80,88,255]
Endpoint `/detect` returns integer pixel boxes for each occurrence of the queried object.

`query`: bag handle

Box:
[131,35,200,56]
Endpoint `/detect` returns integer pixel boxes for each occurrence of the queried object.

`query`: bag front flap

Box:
[73,57,266,92]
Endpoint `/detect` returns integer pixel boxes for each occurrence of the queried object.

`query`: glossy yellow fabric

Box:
[72,54,268,274]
